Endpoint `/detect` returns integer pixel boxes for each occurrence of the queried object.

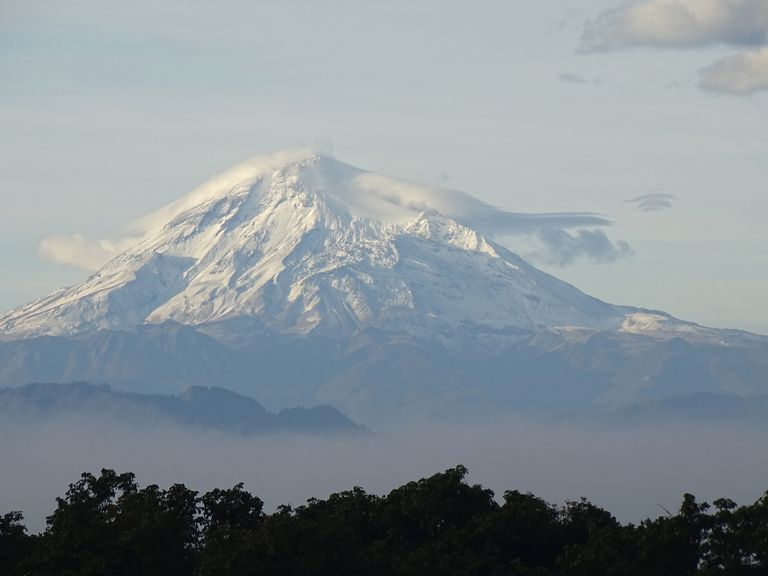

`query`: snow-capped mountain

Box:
[1,149,640,341]
[1,149,765,424]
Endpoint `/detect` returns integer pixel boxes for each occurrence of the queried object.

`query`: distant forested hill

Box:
[0,382,364,435]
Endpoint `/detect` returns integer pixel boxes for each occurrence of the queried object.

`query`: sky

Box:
[1,0,766,334]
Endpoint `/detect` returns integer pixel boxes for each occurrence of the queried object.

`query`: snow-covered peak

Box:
[0,150,645,342]
[134,148,322,235]
[135,148,539,240]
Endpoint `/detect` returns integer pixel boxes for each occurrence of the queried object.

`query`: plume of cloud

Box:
[580,0,768,95]
[475,215,633,267]
[699,45,768,94]
[445,204,631,266]
[38,234,139,272]
[626,192,676,212]
[350,171,613,235]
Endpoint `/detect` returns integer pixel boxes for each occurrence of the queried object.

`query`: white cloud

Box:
[699,45,768,94]
[581,0,768,95]
[582,0,768,51]
[38,234,138,271]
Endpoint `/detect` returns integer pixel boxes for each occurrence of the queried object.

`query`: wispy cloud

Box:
[38,234,139,272]
[580,0,768,95]
[625,192,676,212]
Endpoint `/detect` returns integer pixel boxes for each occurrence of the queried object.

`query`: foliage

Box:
[3,466,768,575]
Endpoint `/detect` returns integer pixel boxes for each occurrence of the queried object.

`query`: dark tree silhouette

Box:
[3,467,768,576]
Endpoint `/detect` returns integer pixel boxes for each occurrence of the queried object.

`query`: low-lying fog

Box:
[2,419,766,532]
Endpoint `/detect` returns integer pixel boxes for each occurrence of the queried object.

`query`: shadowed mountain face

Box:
[0,382,364,435]
[0,150,766,425]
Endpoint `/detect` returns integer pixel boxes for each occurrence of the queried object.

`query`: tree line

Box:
[2,465,767,575]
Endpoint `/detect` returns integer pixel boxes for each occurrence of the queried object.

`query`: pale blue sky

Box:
[1,0,766,333]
